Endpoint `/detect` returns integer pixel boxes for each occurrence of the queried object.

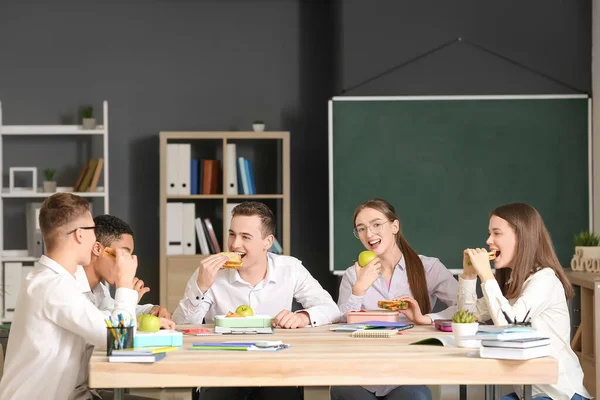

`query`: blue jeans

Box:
[501,393,589,400]
[330,385,431,400]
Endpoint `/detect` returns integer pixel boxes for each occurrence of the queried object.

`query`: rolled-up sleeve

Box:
[293,263,341,326]
[172,268,214,324]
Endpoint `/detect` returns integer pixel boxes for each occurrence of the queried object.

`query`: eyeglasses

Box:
[353,220,390,239]
[66,226,96,235]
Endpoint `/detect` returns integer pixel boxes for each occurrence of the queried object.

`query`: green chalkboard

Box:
[330,97,589,273]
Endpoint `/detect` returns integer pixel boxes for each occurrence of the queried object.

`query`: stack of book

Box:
[108,346,177,363]
[472,326,552,360]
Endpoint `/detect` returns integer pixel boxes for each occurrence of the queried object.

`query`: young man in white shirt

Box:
[173,201,340,400]
[72,214,175,400]
[0,193,139,400]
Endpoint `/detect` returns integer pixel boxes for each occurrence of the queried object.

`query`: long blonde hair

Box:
[353,198,431,313]
[492,203,573,299]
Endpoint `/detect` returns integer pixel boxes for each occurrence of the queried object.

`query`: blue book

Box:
[245,158,255,194]
[191,159,199,195]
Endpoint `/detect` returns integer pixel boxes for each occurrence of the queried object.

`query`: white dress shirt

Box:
[337,254,458,396]
[172,253,340,326]
[0,256,137,400]
[70,266,153,400]
[458,268,591,400]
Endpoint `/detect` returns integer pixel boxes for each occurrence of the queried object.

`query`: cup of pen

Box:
[106,322,134,356]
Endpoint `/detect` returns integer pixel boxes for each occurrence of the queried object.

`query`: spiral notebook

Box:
[351,329,399,338]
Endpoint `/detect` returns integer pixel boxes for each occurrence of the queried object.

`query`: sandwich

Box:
[104,247,116,259]
[465,250,498,265]
[220,252,243,269]
[226,311,245,318]
[377,300,408,311]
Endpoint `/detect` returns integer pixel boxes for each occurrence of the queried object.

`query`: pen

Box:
[105,318,118,342]
[501,309,514,325]
[522,309,531,325]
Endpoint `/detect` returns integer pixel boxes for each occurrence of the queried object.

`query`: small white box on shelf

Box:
[9,167,37,194]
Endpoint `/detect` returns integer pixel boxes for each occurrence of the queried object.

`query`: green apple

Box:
[137,314,161,333]
[235,304,254,317]
[358,250,377,267]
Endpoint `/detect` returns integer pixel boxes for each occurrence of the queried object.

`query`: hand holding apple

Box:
[358,250,377,267]
[393,295,431,325]
[197,253,229,293]
[353,256,381,296]
[272,310,310,329]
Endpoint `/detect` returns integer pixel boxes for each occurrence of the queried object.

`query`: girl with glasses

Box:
[332,198,458,400]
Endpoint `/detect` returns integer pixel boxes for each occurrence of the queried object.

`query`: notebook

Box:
[108,352,167,363]
[351,329,399,338]
[479,344,552,360]
[410,336,456,347]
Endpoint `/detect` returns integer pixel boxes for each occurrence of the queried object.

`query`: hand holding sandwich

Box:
[353,258,381,296]
[464,248,495,283]
[392,295,431,325]
[196,253,229,293]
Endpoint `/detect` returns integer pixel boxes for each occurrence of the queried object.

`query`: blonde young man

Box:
[72,214,174,400]
[0,193,138,400]
[173,201,340,400]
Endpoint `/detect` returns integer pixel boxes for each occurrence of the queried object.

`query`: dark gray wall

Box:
[0,0,336,304]
[0,0,591,306]
[336,1,590,96]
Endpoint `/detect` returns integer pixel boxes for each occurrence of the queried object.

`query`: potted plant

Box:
[80,105,96,129]
[451,310,479,348]
[42,168,57,193]
[252,120,265,132]
[572,231,600,272]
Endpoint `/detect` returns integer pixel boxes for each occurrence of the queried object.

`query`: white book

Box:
[182,203,196,255]
[166,144,179,195]
[479,344,553,360]
[225,144,238,195]
[166,203,183,255]
[195,217,210,255]
[177,144,191,195]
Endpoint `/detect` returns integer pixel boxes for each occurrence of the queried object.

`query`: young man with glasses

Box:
[172,201,340,400]
[0,193,139,400]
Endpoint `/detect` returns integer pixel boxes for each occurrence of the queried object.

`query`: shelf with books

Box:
[0,100,110,323]
[159,131,290,310]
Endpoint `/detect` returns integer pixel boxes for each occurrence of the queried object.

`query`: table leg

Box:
[523,385,532,400]
[459,384,467,400]
[113,388,125,400]
[485,384,493,400]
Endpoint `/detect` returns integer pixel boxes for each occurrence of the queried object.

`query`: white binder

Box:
[166,144,179,195]
[4,262,22,316]
[182,203,196,255]
[166,202,183,255]
[178,144,191,195]
[26,202,44,258]
[225,143,238,195]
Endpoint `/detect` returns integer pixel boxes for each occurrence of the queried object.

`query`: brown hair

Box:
[231,201,276,238]
[353,198,431,314]
[492,203,573,300]
[39,193,90,249]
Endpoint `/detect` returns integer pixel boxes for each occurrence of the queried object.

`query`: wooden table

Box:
[89,325,558,400]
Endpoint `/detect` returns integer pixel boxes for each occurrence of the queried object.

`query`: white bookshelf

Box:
[0,100,110,322]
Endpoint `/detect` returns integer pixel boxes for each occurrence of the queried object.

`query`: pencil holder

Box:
[106,326,134,356]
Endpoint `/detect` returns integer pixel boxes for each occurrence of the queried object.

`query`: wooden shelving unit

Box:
[159,131,290,311]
